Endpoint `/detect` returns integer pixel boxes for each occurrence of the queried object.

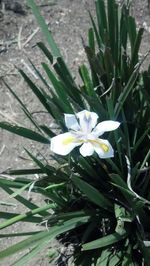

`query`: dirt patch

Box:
[0,0,150,265]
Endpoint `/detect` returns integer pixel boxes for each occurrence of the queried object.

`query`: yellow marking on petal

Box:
[85,111,90,119]
[89,139,109,152]
[101,143,109,152]
[62,136,76,145]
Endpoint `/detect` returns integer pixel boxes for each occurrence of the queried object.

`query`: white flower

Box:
[50,110,120,158]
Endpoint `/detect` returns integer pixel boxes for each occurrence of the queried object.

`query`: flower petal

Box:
[79,142,94,157]
[77,110,98,133]
[50,132,81,155]
[93,120,120,137]
[90,138,114,158]
[64,114,79,131]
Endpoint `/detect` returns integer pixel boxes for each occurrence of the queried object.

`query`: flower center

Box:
[62,133,109,153]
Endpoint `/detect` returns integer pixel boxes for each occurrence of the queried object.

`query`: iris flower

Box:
[50,110,120,158]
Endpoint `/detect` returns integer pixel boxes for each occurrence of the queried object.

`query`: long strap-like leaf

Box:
[27,0,61,58]
[0,121,49,144]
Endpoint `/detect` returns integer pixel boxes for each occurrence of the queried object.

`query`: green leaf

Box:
[39,44,80,105]
[88,28,95,53]
[107,0,116,60]
[0,182,50,216]
[0,212,42,224]
[0,121,49,144]
[19,69,53,115]
[39,125,55,137]
[24,148,50,174]
[133,125,150,154]
[0,216,90,260]
[137,236,150,266]
[128,16,137,55]
[9,182,32,198]
[111,174,150,206]
[37,42,53,63]
[4,168,43,176]
[82,231,127,250]
[95,0,108,41]
[89,11,103,49]
[45,182,65,190]
[0,203,53,229]
[80,64,94,97]
[114,67,139,117]
[42,62,73,112]
[122,244,137,266]
[0,232,41,238]
[78,157,100,179]
[28,58,50,90]
[11,241,52,266]
[2,79,42,133]
[27,0,61,58]
[81,221,98,243]
[72,175,113,211]
[11,242,58,266]
[0,177,31,188]
[0,178,59,203]
[24,149,66,207]
[47,210,92,222]
[53,57,83,105]
[130,28,144,69]
[120,5,128,50]
[108,252,122,266]
[96,249,112,265]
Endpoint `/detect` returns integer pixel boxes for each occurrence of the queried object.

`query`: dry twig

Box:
[21,59,38,79]
[18,25,23,49]
[22,27,40,48]
[22,20,50,48]
[0,144,5,156]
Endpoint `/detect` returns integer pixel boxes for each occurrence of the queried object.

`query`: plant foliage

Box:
[0,0,150,265]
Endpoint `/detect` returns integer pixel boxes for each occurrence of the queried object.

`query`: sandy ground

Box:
[0,0,150,265]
